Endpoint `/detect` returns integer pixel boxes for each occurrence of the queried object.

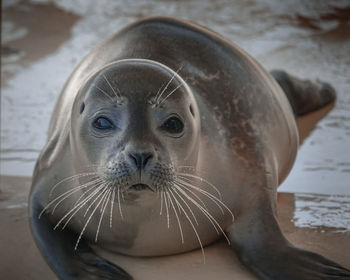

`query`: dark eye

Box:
[161,116,184,134]
[93,117,114,130]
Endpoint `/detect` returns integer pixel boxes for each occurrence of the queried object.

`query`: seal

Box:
[29,17,350,279]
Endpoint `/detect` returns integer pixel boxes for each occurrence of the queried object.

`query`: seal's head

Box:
[58,59,233,257]
[71,59,200,197]
[63,59,233,257]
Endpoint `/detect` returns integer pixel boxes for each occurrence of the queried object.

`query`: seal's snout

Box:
[128,152,154,170]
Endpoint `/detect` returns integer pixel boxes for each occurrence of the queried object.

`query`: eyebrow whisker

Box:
[103,74,122,99]
[155,65,183,105]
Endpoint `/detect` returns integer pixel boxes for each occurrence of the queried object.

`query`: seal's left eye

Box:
[161,116,184,134]
[93,117,114,130]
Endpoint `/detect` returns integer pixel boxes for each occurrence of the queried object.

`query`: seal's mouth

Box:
[130,183,154,192]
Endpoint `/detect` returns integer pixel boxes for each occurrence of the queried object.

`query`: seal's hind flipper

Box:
[270,70,336,116]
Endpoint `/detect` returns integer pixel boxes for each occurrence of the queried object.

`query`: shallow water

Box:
[1,0,350,195]
[293,193,350,232]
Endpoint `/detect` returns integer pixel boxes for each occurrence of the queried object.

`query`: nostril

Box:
[142,153,153,168]
[128,152,153,169]
[128,153,139,168]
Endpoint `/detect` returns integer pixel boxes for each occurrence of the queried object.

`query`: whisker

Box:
[177,165,196,170]
[95,85,115,103]
[74,187,109,250]
[110,187,116,228]
[158,83,183,106]
[155,65,183,105]
[103,74,121,98]
[154,81,167,104]
[54,184,106,230]
[39,178,102,218]
[176,179,224,215]
[166,190,184,243]
[177,178,234,221]
[60,185,107,230]
[73,181,101,207]
[174,180,209,211]
[174,184,231,245]
[52,179,102,215]
[168,188,206,263]
[177,173,222,199]
[171,185,199,226]
[174,183,219,235]
[100,184,111,213]
[49,172,99,197]
[160,190,164,215]
[164,189,170,228]
[84,185,108,217]
[95,187,112,242]
[121,189,125,202]
[117,187,124,220]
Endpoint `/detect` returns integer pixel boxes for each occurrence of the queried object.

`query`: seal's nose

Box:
[128,152,153,169]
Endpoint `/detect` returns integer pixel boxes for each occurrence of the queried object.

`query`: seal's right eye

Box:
[161,116,184,134]
[93,117,114,130]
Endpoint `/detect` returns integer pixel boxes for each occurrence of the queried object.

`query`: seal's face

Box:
[71,60,200,199]
[64,60,234,257]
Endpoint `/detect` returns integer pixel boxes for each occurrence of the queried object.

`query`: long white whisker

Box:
[54,184,105,230]
[96,85,115,103]
[103,74,121,98]
[169,188,205,263]
[121,189,125,202]
[74,187,109,250]
[60,184,107,230]
[177,179,234,221]
[52,181,101,215]
[164,189,170,228]
[100,184,111,213]
[166,189,184,243]
[73,181,101,207]
[158,83,183,106]
[154,81,167,103]
[174,179,209,211]
[160,190,164,215]
[174,184,231,245]
[171,185,199,226]
[49,172,99,197]
[39,178,102,218]
[110,188,116,228]
[177,165,196,170]
[176,179,224,215]
[84,185,108,217]
[156,65,183,104]
[117,187,124,220]
[177,173,222,199]
[95,188,112,242]
[175,183,219,235]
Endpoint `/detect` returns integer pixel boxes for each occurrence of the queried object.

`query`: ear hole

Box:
[80,102,85,114]
[189,104,195,117]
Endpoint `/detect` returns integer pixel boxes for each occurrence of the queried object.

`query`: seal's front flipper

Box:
[29,199,132,280]
[270,70,336,116]
[227,204,350,279]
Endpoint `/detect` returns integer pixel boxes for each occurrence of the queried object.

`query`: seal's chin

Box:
[129,183,155,192]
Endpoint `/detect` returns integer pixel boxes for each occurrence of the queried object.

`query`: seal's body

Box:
[29,17,350,279]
